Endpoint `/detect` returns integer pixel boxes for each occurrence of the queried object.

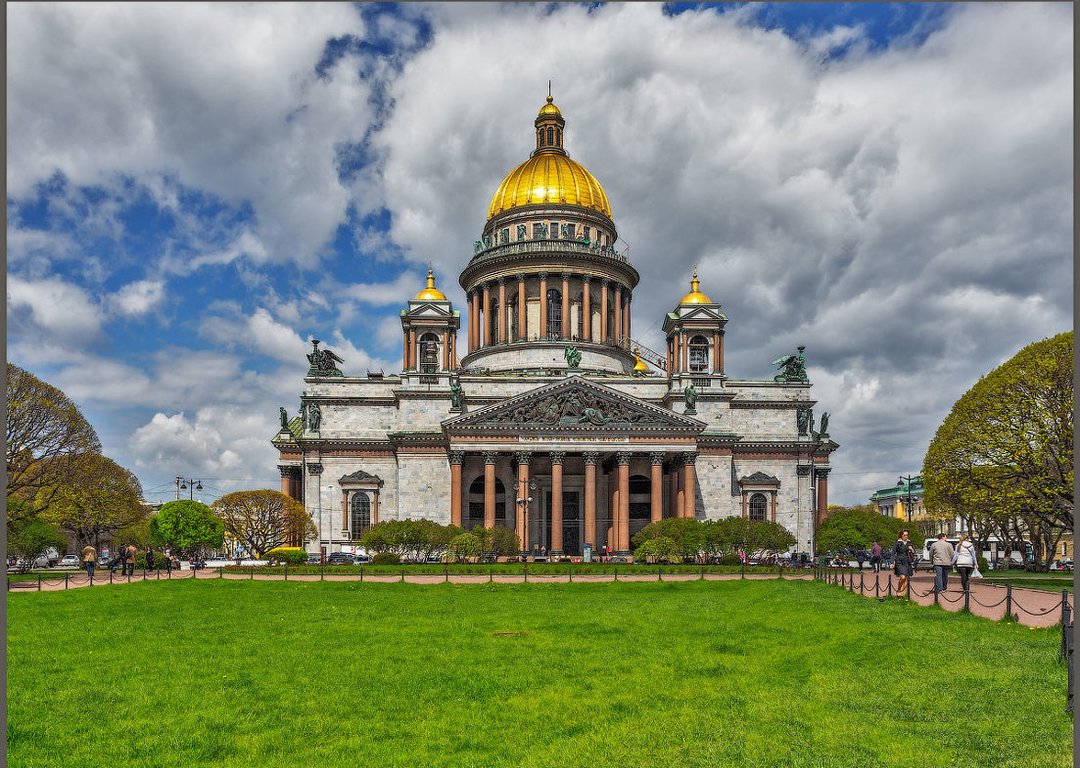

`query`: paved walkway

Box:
[821,569,1072,628]
[12,567,1071,628]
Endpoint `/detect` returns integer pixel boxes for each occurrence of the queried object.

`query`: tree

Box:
[923,332,1073,571]
[8,517,66,573]
[6,363,101,523]
[211,490,316,557]
[815,505,903,553]
[447,532,482,562]
[633,535,679,564]
[40,454,146,549]
[631,518,706,560]
[470,525,520,557]
[149,500,224,558]
[704,517,797,558]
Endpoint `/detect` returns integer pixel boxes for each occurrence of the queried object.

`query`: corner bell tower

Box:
[401,268,460,375]
[663,271,728,379]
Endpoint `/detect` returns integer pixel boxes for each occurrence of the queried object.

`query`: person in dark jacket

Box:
[893,529,914,596]
[870,540,882,572]
[145,547,154,571]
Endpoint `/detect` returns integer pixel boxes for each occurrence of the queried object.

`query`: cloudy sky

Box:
[7,2,1072,506]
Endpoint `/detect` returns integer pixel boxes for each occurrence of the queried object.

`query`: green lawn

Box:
[7,580,1071,768]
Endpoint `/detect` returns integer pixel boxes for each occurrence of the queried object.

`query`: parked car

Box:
[306,554,322,565]
[1050,559,1073,572]
[57,555,81,568]
[327,552,357,566]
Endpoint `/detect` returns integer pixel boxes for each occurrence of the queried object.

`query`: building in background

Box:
[272,95,838,560]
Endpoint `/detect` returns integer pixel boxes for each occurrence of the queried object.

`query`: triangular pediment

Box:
[404,302,452,318]
[443,376,706,434]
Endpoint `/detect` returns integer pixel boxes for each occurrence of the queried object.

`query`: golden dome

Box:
[679,271,713,304]
[415,268,447,301]
[487,153,611,220]
[633,349,650,373]
[538,95,562,117]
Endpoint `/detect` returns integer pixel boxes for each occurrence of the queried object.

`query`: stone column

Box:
[680,331,688,372]
[372,490,379,526]
[470,290,479,351]
[614,286,623,345]
[600,280,609,341]
[682,452,697,519]
[516,451,532,554]
[616,452,631,554]
[449,331,457,369]
[816,468,830,526]
[279,466,293,497]
[497,278,507,344]
[442,329,450,370]
[649,452,664,523]
[624,295,631,340]
[561,273,570,339]
[742,492,748,518]
[770,490,777,523]
[714,334,722,374]
[539,273,548,339]
[482,284,492,347]
[402,326,410,372]
[674,456,685,517]
[449,451,464,527]
[550,452,565,555]
[483,451,497,528]
[409,327,417,371]
[667,339,674,374]
[342,489,348,529]
[517,276,526,341]
[582,276,592,341]
[584,452,598,548]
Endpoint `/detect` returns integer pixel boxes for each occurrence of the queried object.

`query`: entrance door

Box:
[544,490,582,556]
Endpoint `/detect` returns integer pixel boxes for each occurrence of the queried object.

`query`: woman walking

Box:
[893,529,914,596]
[954,534,978,592]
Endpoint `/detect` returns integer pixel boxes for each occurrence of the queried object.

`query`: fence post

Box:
[489,568,493,583]
[1061,601,1071,661]
[445,565,449,583]
[37,575,41,591]
[400,568,405,583]
[65,573,69,590]
[860,572,864,595]
[613,565,617,582]
[905,574,911,600]
[284,564,288,581]
[219,567,223,579]
[887,574,893,598]
[964,587,970,612]
[701,565,705,581]
[875,574,880,599]
[741,559,746,579]
[1062,590,1070,628]
[1005,584,1013,620]
[320,565,324,582]
[778,563,782,580]
[524,562,528,583]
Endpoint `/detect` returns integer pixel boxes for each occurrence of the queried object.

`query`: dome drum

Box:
[461,339,637,376]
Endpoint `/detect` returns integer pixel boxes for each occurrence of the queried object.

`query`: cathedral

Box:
[273,95,837,559]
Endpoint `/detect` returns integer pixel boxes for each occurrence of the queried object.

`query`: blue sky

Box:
[7,2,1072,505]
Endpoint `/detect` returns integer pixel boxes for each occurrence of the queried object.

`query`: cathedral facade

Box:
[273,96,837,558]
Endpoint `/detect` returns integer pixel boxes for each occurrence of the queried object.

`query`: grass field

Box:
[7,580,1072,768]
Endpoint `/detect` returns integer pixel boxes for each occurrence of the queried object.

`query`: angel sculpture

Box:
[772,346,808,383]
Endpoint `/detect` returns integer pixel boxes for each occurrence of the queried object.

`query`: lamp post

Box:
[326,484,334,562]
[175,476,203,500]
[515,479,537,561]
[898,475,920,523]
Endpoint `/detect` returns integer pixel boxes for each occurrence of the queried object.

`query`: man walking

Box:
[124,543,138,576]
[870,540,882,572]
[81,543,97,579]
[929,533,955,593]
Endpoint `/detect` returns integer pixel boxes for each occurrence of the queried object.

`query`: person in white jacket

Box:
[954,534,978,592]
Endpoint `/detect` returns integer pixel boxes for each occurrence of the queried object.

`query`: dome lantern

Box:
[679,270,713,305]
[415,268,447,301]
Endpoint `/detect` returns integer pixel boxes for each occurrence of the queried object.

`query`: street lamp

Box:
[515,479,537,561]
[326,484,334,562]
[175,476,203,500]
[898,475,920,523]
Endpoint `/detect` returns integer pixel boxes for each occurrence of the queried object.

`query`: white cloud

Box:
[110,279,166,316]
[7,276,104,343]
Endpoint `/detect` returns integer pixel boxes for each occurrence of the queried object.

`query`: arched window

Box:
[350,492,372,538]
[547,289,562,340]
[547,127,554,146]
[749,493,768,522]
[689,335,710,372]
[467,475,507,530]
[419,332,440,373]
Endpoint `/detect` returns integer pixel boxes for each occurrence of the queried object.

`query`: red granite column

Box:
[470,290,479,351]
[449,451,464,527]
[409,328,417,370]
[483,452,497,528]
[402,326,410,371]
[614,286,623,345]
[372,490,379,526]
[670,459,681,517]
[517,276,526,341]
[498,279,507,344]
[680,332,688,372]
[617,452,631,553]
[623,295,631,341]
[279,466,292,497]
[539,273,548,339]
[650,453,664,523]
[582,277,592,341]
[584,452,598,549]
[550,452,565,554]
[516,451,532,554]
[770,490,777,523]
[342,490,348,528]
[482,284,491,347]
[561,274,570,340]
[682,452,696,519]
[600,280,609,341]
[816,468,830,525]
[675,456,685,518]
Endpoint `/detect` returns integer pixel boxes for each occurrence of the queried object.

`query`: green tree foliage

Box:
[212,490,317,557]
[8,517,67,573]
[471,525,520,557]
[6,363,101,523]
[149,500,224,558]
[447,532,482,562]
[703,517,797,558]
[923,332,1073,571]
[358,520,467,562]
[633,535,679,564]
[265,546,308,565]
[631,518,705,559]
[815,505,903,553]
[40,454,146,549]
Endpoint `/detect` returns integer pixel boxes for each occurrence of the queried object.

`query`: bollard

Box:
[741,560,746,580]
[65,573,69,590]
[445,565,449,583]
[964,587,970,612]
[249,565,253,580]
[219,567,222,579]
[658,567,662,582]
[489,568,493,583]
[701,565,705,581]
[1063,590,1070,628]
[1005,584,1012,620]
[400,568,405,583]
[284,564,288,581]
[569,564,573,582]
[860,572,864,594]
[37,575,41,591]
[875,574,880,599]
[524,563,528,583]
[887,575,893,598]
[905,575,911,600]
[778,563,782,580]
[934,583,939,606]
[613,565,617,582]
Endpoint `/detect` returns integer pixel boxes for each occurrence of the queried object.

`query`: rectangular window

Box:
[499,228,509,245]
[533,223,545,239]
[551,221,559,239]
[582,226,590,243]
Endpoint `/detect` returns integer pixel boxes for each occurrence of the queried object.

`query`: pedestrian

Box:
[165,547,172,573]
[856,549,866,570]
[81,543,97,579]
[954,534,978,592]
[145,547,154,571]
[125,543,138,576]
[870,540,882,572]
[893,529,914,596]
[929,532,955,593]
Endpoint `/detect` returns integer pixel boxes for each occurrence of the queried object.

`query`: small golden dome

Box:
[487,152,611,220]
[679,271,713,305]
[633,349,650,373]
[538,95,562,117]
[415,268,447,301]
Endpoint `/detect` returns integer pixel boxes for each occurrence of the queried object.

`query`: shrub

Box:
[265,547,308,565]
[371,552,401,565]
[634,536,679,564]
[976,556,989,573]
[448,532,482,562]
